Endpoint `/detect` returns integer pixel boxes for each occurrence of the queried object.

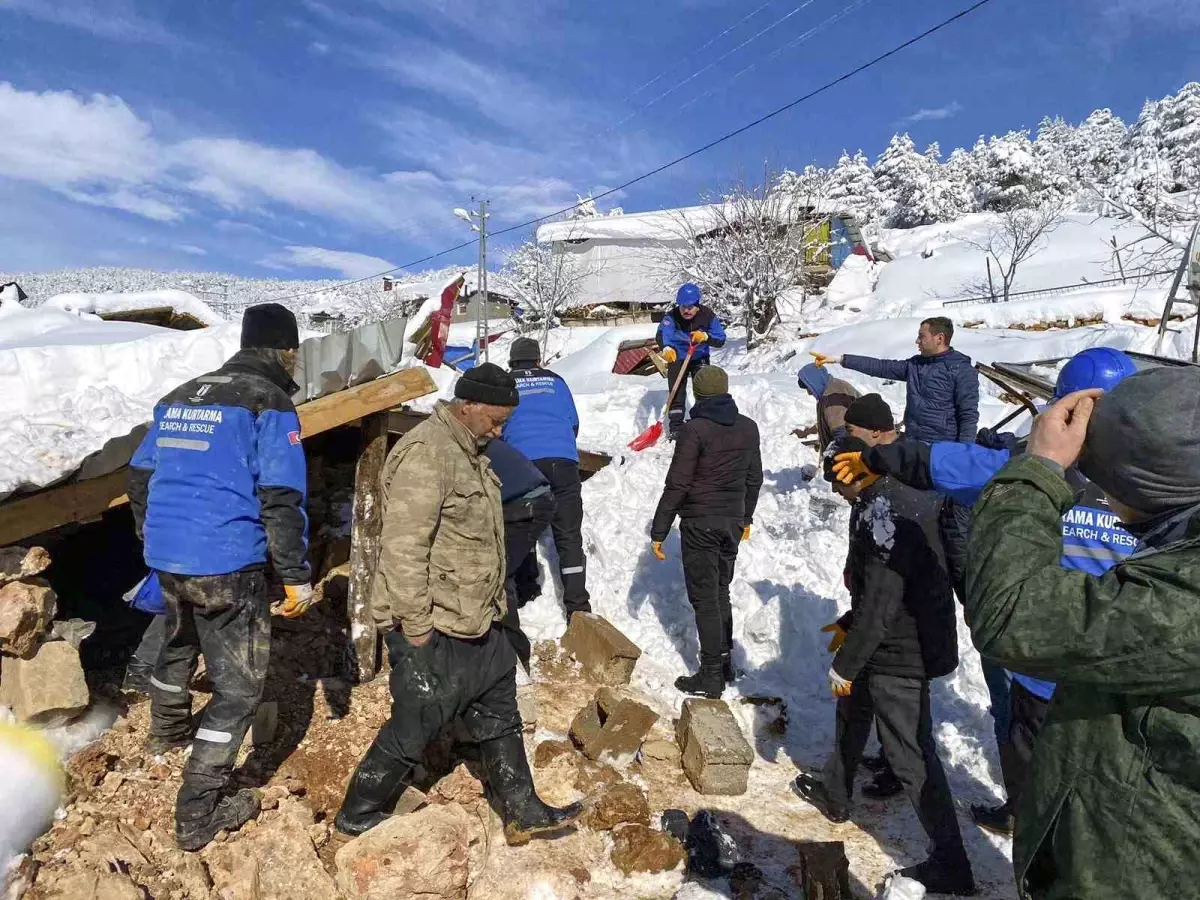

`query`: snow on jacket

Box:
[650,394,762,541]
[128,350,309,584]
[833,476,958,683]
[372,401,506,640]
[655,305,727,363]
[863,437,1138,700]
[502,365,580,462]
[967,455,1200,900]
[840,348,979,442]
[798,364,859,451]
[483,438,549,504]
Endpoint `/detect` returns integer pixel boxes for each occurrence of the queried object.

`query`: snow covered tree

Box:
[873,134,957,228]
[944,146,982,215]
[501,230,600,347]
[825,151,883,224]
[777,164,831,200]
[1033,116,1074,199]
[1159,81,1200,193]
[655,173,817,346]
[1117,98,1181,225]
[974,130,1061,211]
[1070,108,1128,192]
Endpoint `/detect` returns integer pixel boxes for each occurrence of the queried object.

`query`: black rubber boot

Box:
[860,752,889,774]
[720,653,736,685]
[481,733,582,846]
[970,799,1014,836]
[675,657,725,699]
[176,789,260,852]
[861,765,904,799]
[791,773,849,824]
[897,855,977,896]
[334,742,414,837]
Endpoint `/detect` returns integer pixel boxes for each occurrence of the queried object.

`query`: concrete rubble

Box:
[560,613,642,685]
[676,698,754,795]
[0,638,91,724]
[569,686,659,761]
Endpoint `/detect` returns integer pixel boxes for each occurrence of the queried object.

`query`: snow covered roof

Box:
[43,289,225,327]
[537,198,849,244]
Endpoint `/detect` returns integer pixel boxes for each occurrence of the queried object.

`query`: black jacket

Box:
[651,394,763,541]
[833,476,958,681]
[483,439,549,504]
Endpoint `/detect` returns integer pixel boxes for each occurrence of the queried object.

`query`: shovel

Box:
[629,345,696,451]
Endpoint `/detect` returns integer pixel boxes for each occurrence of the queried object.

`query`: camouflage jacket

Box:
[966,455,1200,900]
[371,401,506,640]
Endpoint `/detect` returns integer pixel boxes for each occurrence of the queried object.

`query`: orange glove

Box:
[809,351,841,368]
[829,667,853,698]
[280,583,319,619]
[651,541,666,561]
[741,525,751,542]
[690,331,709,345]
[832,452,881,490]
[821,622,846,652]
[661,347,678,364]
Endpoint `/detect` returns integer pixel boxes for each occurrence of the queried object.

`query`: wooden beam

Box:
[0,368,438,547]
[346,413,389,683]
[298,367,437,439]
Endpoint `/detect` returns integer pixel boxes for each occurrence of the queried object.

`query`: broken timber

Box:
[0,367,438,548]
[347,413,389,683]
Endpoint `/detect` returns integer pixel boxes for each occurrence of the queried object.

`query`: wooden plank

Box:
[793,842,851,899]
[298,367,437,439]
[0,368,438,548]
[346,413,389,683]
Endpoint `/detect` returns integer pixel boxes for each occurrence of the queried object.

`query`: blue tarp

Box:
[831,217,853,269]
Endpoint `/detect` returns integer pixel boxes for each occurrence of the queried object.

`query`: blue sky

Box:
[1,0,1196,280]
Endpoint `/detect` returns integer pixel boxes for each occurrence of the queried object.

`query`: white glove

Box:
[828,666,853,698]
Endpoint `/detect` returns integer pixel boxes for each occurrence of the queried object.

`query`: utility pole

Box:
[470,200,488,364]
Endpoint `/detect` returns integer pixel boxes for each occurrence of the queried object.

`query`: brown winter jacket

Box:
[817,377,859,450]
[371,401,506,640]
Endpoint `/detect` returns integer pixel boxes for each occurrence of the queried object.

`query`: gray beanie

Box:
[1078,366,1200,516]
[509,337,541,367]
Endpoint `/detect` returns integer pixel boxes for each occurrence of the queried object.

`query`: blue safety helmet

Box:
[1053,347,1138,400]
[676,283,701,307]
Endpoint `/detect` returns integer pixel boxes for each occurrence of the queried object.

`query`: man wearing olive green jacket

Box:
[966,367,1200,900]
[335,364,581,845]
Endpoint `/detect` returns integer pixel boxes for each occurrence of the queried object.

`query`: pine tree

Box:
[1033,116,1074,199]
[825,150,883,223]
[875,133,945,227]
[975,130,1059,211]
[945,146,981,215]
[1159,81,1200,192]
[1070,108,1128,191]
[1118,98,1176,223]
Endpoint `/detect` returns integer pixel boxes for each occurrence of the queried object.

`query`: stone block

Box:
[609,823,684,875]
[0,639,89,724]
[676,698,753,796]
[561,613,641,685]
[569,687,658,762]
[0,547,50,585]
[641,739,681,765]
[0,578,56,658]
[516,683,538,731]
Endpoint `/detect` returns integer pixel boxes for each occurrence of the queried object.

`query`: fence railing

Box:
[941,269,1175,307]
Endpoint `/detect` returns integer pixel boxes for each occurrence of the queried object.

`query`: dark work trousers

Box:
[149,570,271,824]
[666,357,708,436]
[516,458,590,615]
[502,489,556,669]
[680,516,742,663]
[1007,679,1051,807]
[938,498,972,602]
[822,672,969,866]
[981,659,1013,749]
[367,625,521,772]
[132,612,166,669]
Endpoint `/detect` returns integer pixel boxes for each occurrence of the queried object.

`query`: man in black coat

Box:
[793,435,974,896]
[650,366,763,699]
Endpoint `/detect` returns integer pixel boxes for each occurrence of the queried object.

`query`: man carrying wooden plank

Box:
[335,364,582,844]
[127,303,317,852]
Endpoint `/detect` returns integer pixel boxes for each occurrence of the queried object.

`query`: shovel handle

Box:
[662,346,696,423]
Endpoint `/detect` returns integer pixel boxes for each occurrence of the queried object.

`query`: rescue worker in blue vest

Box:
[482,437,556,670]
[656,283,727,441]
[830,346,1139,837]
[503,337,591,616]
[127,303,315,852]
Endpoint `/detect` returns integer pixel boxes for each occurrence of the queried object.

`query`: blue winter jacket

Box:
[483,439,550,504]
[655,306,727,363]
[502,366,580,463]
[841,348,979,443]
[127,350,310,583]
[892,438,1138,699]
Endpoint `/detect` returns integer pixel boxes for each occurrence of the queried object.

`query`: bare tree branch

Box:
[964,202,1065,301]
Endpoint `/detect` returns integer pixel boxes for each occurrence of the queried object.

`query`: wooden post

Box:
[347,413,389,683]
[986,257,997,303]
[794,842,851,900]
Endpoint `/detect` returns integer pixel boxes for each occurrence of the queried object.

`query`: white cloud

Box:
[309,40,330,54]
[177,244,207,256]
[261,245,397,278]
[0,0,175,42]
[898,102,963,125]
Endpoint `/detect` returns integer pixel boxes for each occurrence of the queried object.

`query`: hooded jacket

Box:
[967,455,1200,900]
[841,348,978,442]
[833,476,958,682]
[128,350,309,584]
[651,394,763,540]
[798,364,859,450]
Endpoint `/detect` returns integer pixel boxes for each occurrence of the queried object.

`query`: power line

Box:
[267,0,998,306]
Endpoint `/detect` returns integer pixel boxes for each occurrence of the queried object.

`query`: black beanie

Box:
[844,394,894,432]
[509,337,541,367]
[242,303,299,350]
[823,434,871,485]
[455,362,520,407]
